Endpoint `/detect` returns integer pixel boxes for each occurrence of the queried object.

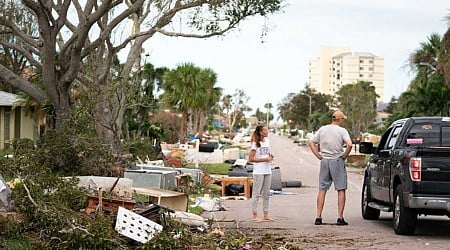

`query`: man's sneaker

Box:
[336,218,348,226]
[314,218,322,225]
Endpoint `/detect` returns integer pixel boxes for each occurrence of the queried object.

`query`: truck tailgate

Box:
[420,153,450,194]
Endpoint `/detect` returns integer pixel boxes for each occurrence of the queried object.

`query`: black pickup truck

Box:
[359,117,450,235]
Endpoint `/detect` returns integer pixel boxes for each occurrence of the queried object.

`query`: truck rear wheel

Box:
[361,177,380,220]
[393,185,417,235]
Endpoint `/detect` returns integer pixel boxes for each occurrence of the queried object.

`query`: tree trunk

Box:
[52,93,71,130]
[193,110,200,135]
[92,87,122,150]
[180,109,189,142]
[198,109,206,140]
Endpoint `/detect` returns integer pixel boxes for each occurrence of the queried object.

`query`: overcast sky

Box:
[143,1,449,119]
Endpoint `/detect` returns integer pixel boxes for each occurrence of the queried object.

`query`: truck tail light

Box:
[409,157,422,181]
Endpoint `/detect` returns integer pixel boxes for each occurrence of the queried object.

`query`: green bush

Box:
[124,138,163,162]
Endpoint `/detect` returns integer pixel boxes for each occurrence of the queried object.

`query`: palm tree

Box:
[438,14,450,87]
[406,33,450,116]
[196,68,222,139]
[277,93,296,123]
[388,32,450,124]
[160,63,202,141]
[409,33,441,74]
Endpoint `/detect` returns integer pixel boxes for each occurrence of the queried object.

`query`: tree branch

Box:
[17,175,38,207]
[0,16,40,48]
[157,24,235,38]
[0,64,48,105]
[0,41,42,70]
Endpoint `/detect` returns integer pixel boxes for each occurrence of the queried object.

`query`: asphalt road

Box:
[203,133,450,249]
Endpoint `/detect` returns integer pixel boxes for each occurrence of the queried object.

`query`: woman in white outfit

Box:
[248,124,274,222]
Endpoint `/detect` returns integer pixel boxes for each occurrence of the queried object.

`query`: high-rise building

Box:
[308,46,384,101]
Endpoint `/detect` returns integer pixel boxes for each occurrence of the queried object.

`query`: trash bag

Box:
[225,183,244,196]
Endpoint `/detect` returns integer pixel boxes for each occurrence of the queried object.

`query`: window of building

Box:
[359,74,364,77]
[369,74,373,78]
[337,73,340,80]
[360,59,364,63]
[369,59,373,63]
[369,67,373,70]
[359,67,364,70]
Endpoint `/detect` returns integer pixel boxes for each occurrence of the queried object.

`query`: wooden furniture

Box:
[220,177,253,198]
[133,187,188,212]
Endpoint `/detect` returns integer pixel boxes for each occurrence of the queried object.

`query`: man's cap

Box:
[332,111,347,120]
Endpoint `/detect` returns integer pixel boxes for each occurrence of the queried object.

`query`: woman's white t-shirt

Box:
[250,138,272,175]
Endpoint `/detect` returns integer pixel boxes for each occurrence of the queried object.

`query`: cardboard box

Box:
[133,187,188,212]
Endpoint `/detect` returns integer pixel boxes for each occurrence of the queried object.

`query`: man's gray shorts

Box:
[319,157,347,190]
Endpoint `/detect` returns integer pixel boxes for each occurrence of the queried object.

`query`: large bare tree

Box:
[0,0,283,148]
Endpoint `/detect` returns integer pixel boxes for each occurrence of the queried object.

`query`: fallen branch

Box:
[59,223,94,236]
[18,175,37,206]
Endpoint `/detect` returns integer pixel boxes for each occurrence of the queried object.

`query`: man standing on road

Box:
[308,111,353,226]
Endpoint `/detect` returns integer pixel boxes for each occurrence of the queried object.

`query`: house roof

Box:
[0,91,19,106]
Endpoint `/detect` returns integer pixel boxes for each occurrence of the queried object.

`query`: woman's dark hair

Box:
[251,125,266,147]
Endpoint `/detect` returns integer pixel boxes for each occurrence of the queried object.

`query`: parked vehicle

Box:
[359,117,450,235]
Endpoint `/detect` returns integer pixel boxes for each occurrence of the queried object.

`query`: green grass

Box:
[184,162,232,175]
[201,163,232,175]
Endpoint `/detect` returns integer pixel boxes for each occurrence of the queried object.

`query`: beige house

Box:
[0,91,38,150]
